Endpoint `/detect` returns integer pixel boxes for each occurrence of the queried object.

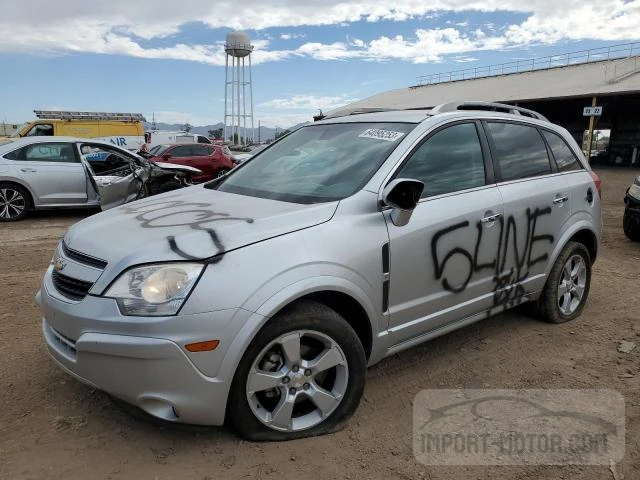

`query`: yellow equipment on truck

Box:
[9,110,146,151]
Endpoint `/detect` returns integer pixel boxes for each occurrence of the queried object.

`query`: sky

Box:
[1,0,639,128]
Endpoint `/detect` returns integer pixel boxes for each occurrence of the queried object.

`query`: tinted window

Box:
[213,122,416,203]
[170,145,192,157]
[197,136,210,143]
[192,145,210,156]
[396,123,486,197]
[487,122,551,181]
[10,143,78,163]
[542,130,582,172]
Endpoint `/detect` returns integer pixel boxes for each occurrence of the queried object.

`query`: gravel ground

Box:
[0,167,638,480]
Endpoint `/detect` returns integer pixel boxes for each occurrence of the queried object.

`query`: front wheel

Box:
[215,168,230,178]
[0,183,30,222]
[535,241,591,323]
[228,300,366,441]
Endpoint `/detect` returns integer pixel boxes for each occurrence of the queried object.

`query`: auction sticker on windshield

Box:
[359,129,405,142]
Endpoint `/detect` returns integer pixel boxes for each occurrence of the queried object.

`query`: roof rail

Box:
[430,101,548,121]
[320,107,397,120]
[33,110,146,122]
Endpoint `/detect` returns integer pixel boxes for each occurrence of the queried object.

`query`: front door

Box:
[385,121,504,346]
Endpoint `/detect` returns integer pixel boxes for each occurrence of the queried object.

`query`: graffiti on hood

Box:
[431,207,554,311]
[122,197,254,262]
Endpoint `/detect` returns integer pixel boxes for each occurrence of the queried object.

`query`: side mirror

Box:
[382,179,424,227]
[161,153,171,160]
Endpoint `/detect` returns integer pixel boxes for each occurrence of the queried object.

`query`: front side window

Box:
[211,122,416,203]
[395,122,486,197]
[487,122,551,181]
[542,130,583,172]
[26,124,54,137]
[9,143,78,163]
[191,145,210,156]
[169,145,192,158]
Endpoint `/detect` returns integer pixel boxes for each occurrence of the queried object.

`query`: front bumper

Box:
[37,267,255,426]
[625,192,640,221]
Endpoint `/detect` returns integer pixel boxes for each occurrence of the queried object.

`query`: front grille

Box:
[52,270,93,301]
[62,241,108,269]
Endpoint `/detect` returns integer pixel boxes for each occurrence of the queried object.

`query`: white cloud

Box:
[0,1,639,65]
[259,94,359,110]
[280,33,307,40]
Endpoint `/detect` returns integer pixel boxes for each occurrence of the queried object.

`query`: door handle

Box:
[553,195,569,205]
[20,168,37,173]
[480,213,502,223]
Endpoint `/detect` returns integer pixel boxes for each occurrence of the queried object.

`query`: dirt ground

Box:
[1,168,638,480]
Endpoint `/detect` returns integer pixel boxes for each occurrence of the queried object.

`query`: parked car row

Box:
[0,137,202,221]
[623,174,640,241]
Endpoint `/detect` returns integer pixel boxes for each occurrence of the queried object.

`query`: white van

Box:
[146,131,211,148]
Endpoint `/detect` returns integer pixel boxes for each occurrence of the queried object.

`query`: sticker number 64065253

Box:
[359,129,406,142]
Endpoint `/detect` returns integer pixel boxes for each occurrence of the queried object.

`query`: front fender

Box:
[214,275,382,402]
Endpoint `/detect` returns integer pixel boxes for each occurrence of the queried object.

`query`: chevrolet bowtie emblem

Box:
[54,257,66,272]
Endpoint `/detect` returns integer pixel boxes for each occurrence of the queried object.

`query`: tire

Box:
[215,168,230,178]
[0,182,30,222]
[535,241,591,324]
[228,300,366,441]
[156,180,182,194]
[623,207,640,242]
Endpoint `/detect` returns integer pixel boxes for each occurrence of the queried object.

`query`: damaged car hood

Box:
[63,185,338,268]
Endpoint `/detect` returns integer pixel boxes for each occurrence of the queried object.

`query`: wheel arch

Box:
[547,220,599,276]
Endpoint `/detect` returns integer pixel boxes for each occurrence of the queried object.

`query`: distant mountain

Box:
[145,121,311,143]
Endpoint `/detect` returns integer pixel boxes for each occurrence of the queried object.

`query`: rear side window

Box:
[542,130,583,172]
[396,122,486,197]
[487,122,551,181]
[197,136,210,143]
[6,143,78,163]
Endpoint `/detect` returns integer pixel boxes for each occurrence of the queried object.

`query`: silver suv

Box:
[37,102,602,441]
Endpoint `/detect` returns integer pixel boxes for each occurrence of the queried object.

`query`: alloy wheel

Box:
[246,330,349,432]
[0,188,26,220]
[557,254,587,315]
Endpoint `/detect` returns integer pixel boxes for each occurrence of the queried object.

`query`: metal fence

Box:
[413,42,640,88]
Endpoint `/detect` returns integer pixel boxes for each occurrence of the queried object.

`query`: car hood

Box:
[63,186,338,266]
[152,161,202,174]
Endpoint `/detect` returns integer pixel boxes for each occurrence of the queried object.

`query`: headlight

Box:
[628,183,640,201]
[104,263,205,316]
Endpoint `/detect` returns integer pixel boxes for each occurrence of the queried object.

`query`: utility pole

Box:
[258,120,261,144]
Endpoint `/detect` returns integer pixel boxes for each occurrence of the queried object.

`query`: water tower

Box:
[224,31,254,145]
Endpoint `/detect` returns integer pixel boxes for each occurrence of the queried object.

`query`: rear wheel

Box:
[228,300,366,441]
[535,241,591,323]
[623,207,640,242]
[0,183,30,222]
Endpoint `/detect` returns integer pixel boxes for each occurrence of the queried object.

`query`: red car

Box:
[148,143,236,182]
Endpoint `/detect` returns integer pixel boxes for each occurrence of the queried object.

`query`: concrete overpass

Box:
[326,43,640,166]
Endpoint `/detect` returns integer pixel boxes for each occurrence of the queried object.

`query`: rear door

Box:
[12,142,87,205]
[540,128,599,225]
[386,121,505,345]
[484,121,571,307]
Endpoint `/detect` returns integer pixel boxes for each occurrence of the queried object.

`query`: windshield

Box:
[149,144,170,156]
[209,122,416,203]
[9,123,29,138]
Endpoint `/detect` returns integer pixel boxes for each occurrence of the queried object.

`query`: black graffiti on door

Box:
[431,207,554,309]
